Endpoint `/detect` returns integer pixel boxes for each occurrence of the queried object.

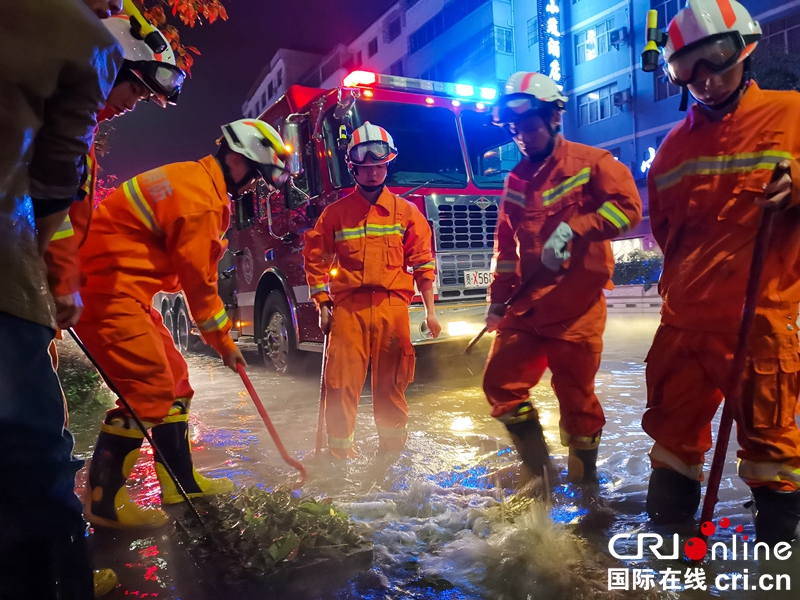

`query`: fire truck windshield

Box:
[323,101,468,189]
[461,110,522,189]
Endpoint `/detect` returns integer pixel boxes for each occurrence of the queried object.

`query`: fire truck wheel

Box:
[174,302,197,355]
[260,290,302,375]
[161,301,174,344]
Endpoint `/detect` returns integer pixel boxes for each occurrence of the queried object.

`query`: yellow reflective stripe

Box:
[655,150,793,192]
[503,188,527,208]
[81,154,94,196]
[364,224,405,236]
[597,201,631,232]
[198,307,230,332]
[334,227,363,241]
[123,178,159,233]
[650,443,703,481]
[542,167,591,206]
[328,434,355,448]
[738,459,800,486]
[492,259,517,273]
[412,260,435,271]
[51,215,75,241]
[310,283,329,295]
[560,428,602,449]
[334,223,406,241]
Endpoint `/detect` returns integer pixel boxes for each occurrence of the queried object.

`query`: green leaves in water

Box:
[179,487,365,580]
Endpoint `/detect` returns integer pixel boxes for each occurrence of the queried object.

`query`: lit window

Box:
[578,83,620,126]
[575,18,614,65]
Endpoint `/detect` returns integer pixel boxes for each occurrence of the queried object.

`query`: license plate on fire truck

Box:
[464,270,492,289]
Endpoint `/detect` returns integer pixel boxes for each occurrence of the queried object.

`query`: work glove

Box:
[485,302,506,333]
[319,302,333,336]
[541,222,574,272]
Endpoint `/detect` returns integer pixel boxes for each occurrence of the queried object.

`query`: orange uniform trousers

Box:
[644,325,800,491]
[483,316,605,449]
[73,292,193,424]
[324,290,416,457]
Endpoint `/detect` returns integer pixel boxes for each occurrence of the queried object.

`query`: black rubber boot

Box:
[86,423,168,529]
[151,411,234,504]
[568,447,599,484]
[505,418,555,482]
[752,486,800,546]
[646,467,701,525]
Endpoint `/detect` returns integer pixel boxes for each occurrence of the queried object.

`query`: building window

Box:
[385,16,402,43]
[389,59,404,76]
[277,69,283,87]
[353,50,363,68]
[260,92,266,109]
[368,37,378,57]
[761,15,800,54]
[578,83,619,126]
[527,17,538,48]
[575,18,614,65]
[267,81,275,100]
[408,0,491,55]
[495,26,514,54]
[654,70,681,101]
[650,0,681,31]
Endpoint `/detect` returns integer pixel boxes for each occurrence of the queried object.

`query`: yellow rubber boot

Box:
[85,423,169,530]
[151,411,236,505]
[93,568,118,597]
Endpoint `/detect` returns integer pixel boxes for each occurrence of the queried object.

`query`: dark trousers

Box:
[0,312,92,599]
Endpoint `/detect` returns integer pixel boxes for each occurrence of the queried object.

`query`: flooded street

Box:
[67,313,800,599]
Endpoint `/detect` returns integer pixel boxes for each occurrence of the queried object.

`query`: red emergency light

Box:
[343,70,377,87]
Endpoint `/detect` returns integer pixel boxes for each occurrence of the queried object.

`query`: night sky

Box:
[100,0,395,182]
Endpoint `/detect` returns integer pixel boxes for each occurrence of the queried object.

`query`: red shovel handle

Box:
[237,364,307,488]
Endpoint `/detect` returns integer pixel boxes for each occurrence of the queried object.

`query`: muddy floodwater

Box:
[66,314,800,599]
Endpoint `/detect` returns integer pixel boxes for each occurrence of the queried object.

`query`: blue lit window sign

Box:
[540,0,562,86]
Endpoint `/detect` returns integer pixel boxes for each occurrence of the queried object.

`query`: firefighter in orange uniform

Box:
[642,0,800,545]
[483,72,642,486]
[74,119,290,529]
[46,12,186,331]
[303,122,441,459]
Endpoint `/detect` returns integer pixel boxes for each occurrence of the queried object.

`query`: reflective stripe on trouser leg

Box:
[560,428,601,450]
[371,295,411,451]
[324,294,371,457]
[650,443,704,481]
[483,328,549,421]
[739,459,800,491]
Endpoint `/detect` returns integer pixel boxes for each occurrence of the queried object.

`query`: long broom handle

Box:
[237,364,307,488]
[314,334,329,458]
[700,204,777,528]
[66,328,206,528]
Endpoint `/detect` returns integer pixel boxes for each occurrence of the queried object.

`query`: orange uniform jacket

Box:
[78,155,235,357]
[303,188,435,305]
[45,146,97,297]
[649,82,800,339]
[490,137,642,345]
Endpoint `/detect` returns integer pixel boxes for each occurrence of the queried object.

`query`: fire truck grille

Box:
[434,203,498,251]
[437,253,491,288]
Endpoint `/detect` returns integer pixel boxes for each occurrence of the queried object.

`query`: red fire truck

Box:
[158,71,520,374]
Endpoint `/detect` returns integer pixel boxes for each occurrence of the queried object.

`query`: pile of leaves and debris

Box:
[177,487,371,587]
[55,339,113,412]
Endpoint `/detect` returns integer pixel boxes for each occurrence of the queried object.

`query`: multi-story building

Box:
[242,49,324,119]
[245,0,800,250]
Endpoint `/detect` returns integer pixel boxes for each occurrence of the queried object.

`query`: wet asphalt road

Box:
[64,314,800,599]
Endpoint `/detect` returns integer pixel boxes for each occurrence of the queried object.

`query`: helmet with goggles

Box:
[220,119,291,188]
[493,72,567,127]
[346,122,398,166]
[104,14,186,107]
[663,0,761,87]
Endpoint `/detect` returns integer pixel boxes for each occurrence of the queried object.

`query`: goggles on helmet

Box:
[493,94,564,126]
[129,61,186,107]
[348,140,395,165]
[666,32,755,86]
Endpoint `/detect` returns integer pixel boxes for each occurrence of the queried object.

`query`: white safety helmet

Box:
[493,72,567,126]
[220,119,291,188]
[104,14,185,107]
[663,0,761,86]
[346,122,398,166]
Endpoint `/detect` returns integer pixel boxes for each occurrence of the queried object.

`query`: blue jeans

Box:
[0,312,92,599]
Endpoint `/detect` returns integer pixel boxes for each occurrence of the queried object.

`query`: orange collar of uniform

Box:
[198,155,229,203]
[513,135,566,181]
[687,80,762,131]
[353,186,395,212]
